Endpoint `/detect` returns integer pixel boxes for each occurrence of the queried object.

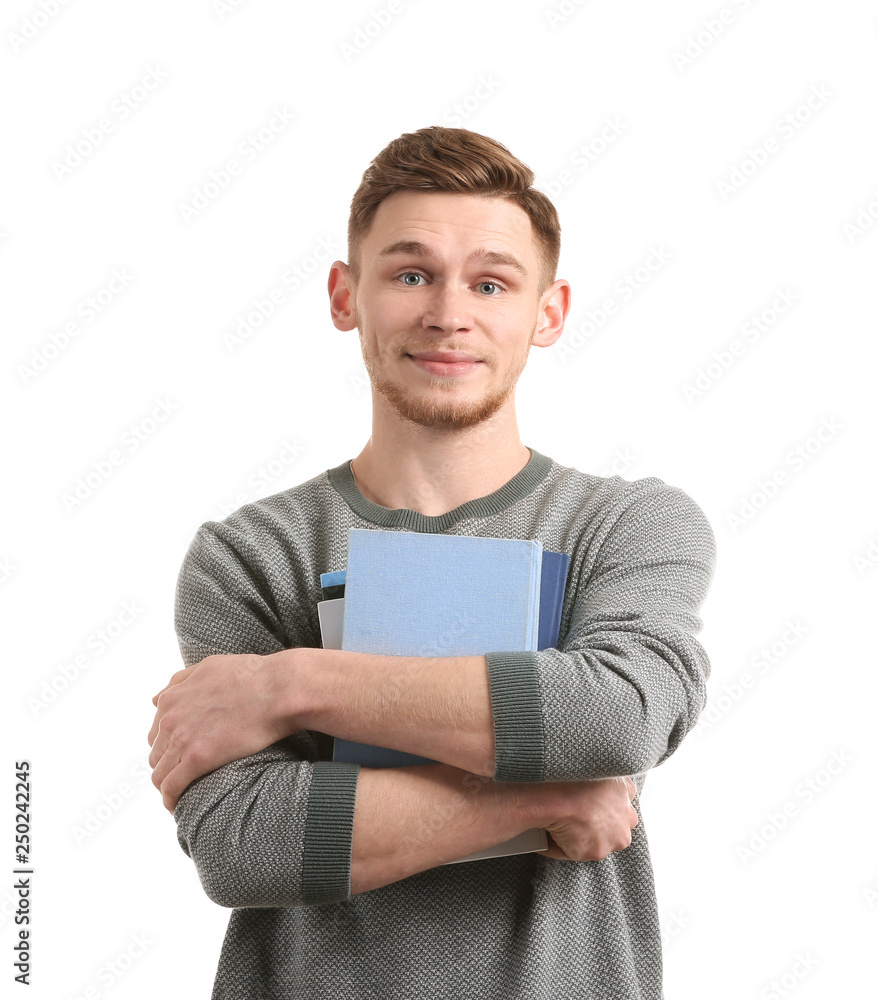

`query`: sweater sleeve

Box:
[170,521,361,908]
[485,483,716,784]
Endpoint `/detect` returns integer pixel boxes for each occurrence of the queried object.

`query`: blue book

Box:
[537,550,570,653]
[342,527,543,653]
[315,530,571,864]
[318,528,569,864]
[317,547,570,685]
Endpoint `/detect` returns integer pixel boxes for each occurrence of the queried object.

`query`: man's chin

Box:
[377,384,512,431]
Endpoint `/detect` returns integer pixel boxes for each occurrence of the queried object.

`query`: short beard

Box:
[362,341,531,431]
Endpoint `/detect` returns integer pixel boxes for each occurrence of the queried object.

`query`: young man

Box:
[148,126,716,999]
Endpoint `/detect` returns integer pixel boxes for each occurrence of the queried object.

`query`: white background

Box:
[3,0,877,997]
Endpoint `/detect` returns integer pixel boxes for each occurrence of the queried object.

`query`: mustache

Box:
[394,341,489,359]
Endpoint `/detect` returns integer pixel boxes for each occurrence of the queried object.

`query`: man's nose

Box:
[420,282,475,333]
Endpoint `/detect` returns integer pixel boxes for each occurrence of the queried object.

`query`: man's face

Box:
[341,190,558,431]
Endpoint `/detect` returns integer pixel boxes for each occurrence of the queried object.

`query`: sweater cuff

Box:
[300,760,361,905]
[485,650,545,783]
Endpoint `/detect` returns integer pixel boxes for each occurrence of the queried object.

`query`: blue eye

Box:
[396,273,504,294]
[399,272,425,286]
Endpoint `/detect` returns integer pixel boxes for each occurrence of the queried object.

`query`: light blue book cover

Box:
[341,527,542,658]
[321,527,549,863]
[332,528,542,767]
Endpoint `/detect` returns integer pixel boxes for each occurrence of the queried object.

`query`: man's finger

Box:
[150,685,171,713]
[152,667,192,706]
[150,748,180,794]
[152,675,181,705]
[160,765,194,814]
[147,708,164,749]
[162,780,179,814]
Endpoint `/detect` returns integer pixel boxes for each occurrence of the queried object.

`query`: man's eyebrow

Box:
[375,240,529,278]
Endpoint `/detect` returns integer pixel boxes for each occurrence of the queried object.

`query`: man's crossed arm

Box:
[148,647,496,813]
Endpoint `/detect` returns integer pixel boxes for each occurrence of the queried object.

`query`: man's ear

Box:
[531,279,571,348]
[328,261,358,331]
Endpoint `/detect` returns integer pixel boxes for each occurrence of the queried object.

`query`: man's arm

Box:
[150,646,497,810]
[155,480,715,800]
[161,520,557,910]
[161,501,652,907]
[301,481,716,786]
[177,750,638,908]
[282,648,497,776]
[350,764,637,896]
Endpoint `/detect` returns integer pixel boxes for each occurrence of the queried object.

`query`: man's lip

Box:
[406,351,481,363]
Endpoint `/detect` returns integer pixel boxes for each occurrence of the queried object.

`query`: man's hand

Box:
[533,776,639,862]
[147,652,291,813]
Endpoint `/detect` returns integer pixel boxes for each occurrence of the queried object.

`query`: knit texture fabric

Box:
[173,447,716,999]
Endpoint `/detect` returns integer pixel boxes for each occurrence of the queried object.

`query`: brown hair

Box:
[347,126,560,295]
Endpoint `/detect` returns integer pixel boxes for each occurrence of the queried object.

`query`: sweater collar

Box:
[327,447,552,533]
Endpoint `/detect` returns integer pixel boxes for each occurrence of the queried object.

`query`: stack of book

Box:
[317,527,569,865]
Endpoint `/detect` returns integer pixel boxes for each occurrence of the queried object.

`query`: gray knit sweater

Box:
[173,447,716,999]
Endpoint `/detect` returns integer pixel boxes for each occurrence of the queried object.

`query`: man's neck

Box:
[350,404,531,517]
